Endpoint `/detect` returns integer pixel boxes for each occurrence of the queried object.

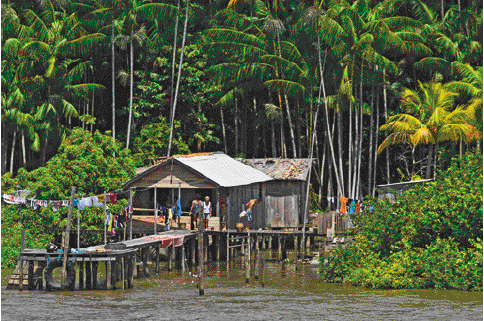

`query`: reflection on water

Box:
[2,250,482,321]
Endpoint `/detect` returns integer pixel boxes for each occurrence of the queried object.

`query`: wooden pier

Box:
[7,228,315,292]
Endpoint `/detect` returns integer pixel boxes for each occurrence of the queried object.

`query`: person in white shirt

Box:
[203,196,212,230]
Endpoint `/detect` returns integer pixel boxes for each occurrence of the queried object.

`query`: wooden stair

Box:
[6,260,44,290]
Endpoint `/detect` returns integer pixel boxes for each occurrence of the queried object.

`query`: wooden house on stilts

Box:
[123,152,312,233]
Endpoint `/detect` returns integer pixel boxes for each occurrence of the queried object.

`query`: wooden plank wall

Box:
[226,183,262,230]
[265,181,302,228]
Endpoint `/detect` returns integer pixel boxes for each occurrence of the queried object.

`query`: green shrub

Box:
[320,151,483,291]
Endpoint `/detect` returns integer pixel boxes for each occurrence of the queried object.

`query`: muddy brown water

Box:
[1,250,482,321]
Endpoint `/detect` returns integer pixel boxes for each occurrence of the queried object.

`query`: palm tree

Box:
[378,81,482,178]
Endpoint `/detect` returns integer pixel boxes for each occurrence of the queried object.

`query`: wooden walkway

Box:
[7,228,315,292]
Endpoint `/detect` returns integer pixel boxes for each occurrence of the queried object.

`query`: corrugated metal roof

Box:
[175,153,273,187]
[125,153,273,189]
[236,158,311,181]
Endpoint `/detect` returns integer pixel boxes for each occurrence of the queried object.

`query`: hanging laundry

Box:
[109,193,117,204]
[348,200,356,214]
[42,200,48,207]
[33,201,39,211]
[62,200,69,207]
[105,212,111,226]
[128,205,133,218]
[174,199,182,217]
[356,201,361,214]
[79,197,92,210]
[168,208,173,220]
[74,199,79,207]
[339,196,349,213]
[92,196,104,207]
[52,201,60,212]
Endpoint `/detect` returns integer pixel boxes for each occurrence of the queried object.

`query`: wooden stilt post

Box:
[79,261,84,290]
[306,233,311,256]
[226,230,230,263]
[261,249,265,288]
[129,188,133,240]
[262,235,266,250]
[278,235,282,261]
[155,243,160,274]
[121,257,125,290]
[27,261,34,290]
[77,201,81,249]
[128,254,134,288]
[295,235,299,271]
[168,245,173,271]
[124,256,128,289]
[181,244,186,271]
[111,259,117,290]
[92,262,98,290]
[198,213,204,295]
[63,185,76,289]
[103,190,107,245]
[255,235,260,280]
[107,261,112,289]
[282,236,287,261]
[154,187,158,235]
[85,261,92,290]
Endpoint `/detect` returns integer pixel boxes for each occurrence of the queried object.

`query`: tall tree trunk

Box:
[348,101,353,197]
[253,96,259,157]
[426,145,433,179]
[235,92,239,155]
[383,68,390,184]
[317,44,343,197]
[21,130,27,168]
[41,135,48,167]
[112,22,116,156]
[356,96,363,198]
[167,0,190,157]
[372,91,380,196]
[367,83,375,196]
[1,129,8,175]
[296,100,302,158]
[220,105,228,154]
[283,93,297,158]
[126,34,134,149]
[10,130,17,176]
[337,110,345,197]
[170,0,180,128]
[270,120,276,157]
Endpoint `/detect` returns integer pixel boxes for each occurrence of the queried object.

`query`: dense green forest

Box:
[2,0,482,206]
[320,151,483,291]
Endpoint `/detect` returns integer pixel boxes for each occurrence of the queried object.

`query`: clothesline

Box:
[1,191,119,211]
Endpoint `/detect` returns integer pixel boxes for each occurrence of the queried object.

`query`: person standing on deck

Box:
[189,194,202,230]
[245,198,259,231]
[220,199,227,232]
[203,196,212,231]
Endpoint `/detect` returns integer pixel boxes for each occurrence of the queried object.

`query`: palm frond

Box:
[59,33,107,57]
[3,38,21,60]
[279,41,308,72]
[264,103,282,122]
[23,9,49,43]
[61,99,79,118]
[377,132,412,154]
[410,0,437,25]
[21,41,51,62]
[135,3,177,24]
[205,28,267,51]
[379,16,423,32]
[394,31,425,43]
[264,79,306,98]
[414,57,451,77]
[411,127,435,145]
[438,124,482,144]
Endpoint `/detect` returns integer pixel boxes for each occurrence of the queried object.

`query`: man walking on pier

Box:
[245,198,259,231]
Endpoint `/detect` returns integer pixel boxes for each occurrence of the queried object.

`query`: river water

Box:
[2,250,482,321]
